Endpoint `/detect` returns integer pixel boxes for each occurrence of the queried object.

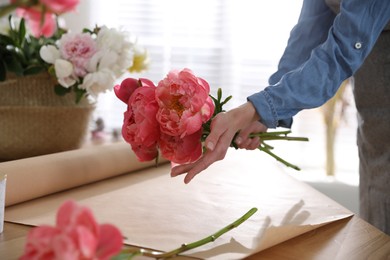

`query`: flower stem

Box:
[250,130,309,142]
[240,131,308,171]
[258,144,301,171]
[118,207,258,259]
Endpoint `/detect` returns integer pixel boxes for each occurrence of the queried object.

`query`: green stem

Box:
[259,136,309,142]
[119,207,258,259]
[258,145,301,171]
[250,132,309,142]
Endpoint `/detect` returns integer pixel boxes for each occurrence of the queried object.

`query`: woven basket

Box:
[0,73,94,161]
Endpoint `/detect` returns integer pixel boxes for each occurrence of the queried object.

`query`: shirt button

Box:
[354,42,362,49]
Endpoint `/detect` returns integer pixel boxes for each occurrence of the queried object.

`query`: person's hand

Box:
[235,120,267,150]
[171,102,264,184]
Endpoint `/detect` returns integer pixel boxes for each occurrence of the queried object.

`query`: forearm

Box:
[251,0,390,129]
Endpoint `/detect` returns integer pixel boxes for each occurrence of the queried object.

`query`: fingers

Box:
[235,121,267,149]
[171,118,234,184]
[170,104,262,184]
[204,113,227,151]
[171,134,232,183]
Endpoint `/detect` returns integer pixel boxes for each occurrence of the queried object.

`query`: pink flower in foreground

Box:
[16,8,57,37]
[40,0,80,14]
[19,200,123,260]
[159,130,203,164]
[115,78,160,161]
[155,68,214,138]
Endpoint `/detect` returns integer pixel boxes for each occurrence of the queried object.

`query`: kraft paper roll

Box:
[1,142,166,207]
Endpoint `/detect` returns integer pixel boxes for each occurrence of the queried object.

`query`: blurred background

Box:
[2,0,360,212]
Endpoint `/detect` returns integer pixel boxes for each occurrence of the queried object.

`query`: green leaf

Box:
[221,95,232,107]
[74,88,87,104]
[217,88,222,101]
[4,54,23,75]
[23,65,46,75]
[0,34,15,45]
[18,18,26,46]
[48,65,56,76]
[0,60,6,81]
[54,84,71,96]
[82,28,94,34]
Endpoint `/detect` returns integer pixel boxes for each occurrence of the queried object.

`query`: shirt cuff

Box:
[247,91,292,129]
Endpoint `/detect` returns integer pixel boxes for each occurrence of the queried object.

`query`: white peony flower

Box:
[80,69,115,97]
[99,49,119,69]
[58,77,76,88]
[55,59,73,78]
[96,26,133,53]
[40,45,61,64]
[54,59,76,88]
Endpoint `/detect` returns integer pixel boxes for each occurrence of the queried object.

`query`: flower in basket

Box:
[115,68,309,171]
[40,25,148,103]
[0,1,149,104]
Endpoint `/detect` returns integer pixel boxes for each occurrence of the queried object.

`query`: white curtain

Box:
[65,0,302,131]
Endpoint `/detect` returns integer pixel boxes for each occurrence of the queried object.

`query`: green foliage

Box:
[202,88,232,143]
[0,15,63,80]
[0,15,101,104]
[210,88,232,116]
[0,15,90,102]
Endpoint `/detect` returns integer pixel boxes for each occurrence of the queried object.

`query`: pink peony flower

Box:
[115,78,160,161]
[155,68,214,138]
[159,130,203,164]
[114,78,155,104]
[40,0,80,14]
[19,200,123,260]
[16,7,57,37]
[59,33,98,77]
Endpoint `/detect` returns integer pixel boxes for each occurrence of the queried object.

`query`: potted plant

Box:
[0,0,148,160]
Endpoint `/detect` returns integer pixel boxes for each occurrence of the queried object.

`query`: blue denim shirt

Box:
[247,0,390,128]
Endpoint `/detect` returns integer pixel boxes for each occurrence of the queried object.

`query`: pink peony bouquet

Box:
[115,68,309,170]
[115,69,214,164]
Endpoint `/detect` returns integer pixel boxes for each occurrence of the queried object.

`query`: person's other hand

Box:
[170,102,262,184]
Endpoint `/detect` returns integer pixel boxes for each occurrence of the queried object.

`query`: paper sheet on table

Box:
[4,148,353,260]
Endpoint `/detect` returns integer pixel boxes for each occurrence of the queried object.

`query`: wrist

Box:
[230,102,260,127]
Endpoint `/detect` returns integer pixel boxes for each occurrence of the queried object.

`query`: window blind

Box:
[83,0,302,131]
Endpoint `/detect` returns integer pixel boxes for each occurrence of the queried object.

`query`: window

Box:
[64,0,302,130]
[64,0,359,179]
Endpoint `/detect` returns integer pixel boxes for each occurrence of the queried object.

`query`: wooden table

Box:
[1,144,389,259]
[1,214,390,259]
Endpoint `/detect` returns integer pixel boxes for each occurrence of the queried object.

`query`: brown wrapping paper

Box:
[4,147,353,259]
[1,142,166,207]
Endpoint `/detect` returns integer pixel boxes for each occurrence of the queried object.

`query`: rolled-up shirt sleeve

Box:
[248,0,390,128]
